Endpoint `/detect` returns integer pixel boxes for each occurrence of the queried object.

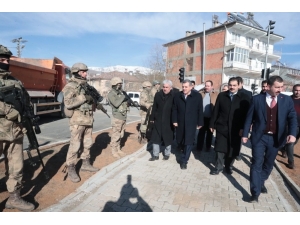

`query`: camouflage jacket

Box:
[150,87,160,101]
[0,74,29,141]
[62,77,94,126]
[140,89,153,115]
[107,88,128,121]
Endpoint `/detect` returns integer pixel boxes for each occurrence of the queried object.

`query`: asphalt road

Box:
[23,106,140,149]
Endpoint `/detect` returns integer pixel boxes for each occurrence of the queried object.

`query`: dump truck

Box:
[9,56,71,117]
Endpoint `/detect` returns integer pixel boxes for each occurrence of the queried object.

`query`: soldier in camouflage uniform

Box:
[150,80,161,100]
[107,77,129,158]
[62,62,104,183]
[0,45,35,211]
[138,81,153,143]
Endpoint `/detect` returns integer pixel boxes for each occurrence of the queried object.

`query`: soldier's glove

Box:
[84,94,94,104]
[97,103,107,113]
[6,108,21,122]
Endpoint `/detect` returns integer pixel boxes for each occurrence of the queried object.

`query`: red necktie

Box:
[270,96,276,108]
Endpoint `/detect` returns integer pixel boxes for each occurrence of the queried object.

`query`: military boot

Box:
[5,189,35,212]
[117,150,126,157]
[111,148,120,158]
[67,164,80,183]
[81,159,99,172]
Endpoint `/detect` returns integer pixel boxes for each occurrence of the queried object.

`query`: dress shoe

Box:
[249,195,259,203]
[163,155,170,160]
[180,163,187,170]
[149,156,159,161]
[210,168,223,175]
[225,167,233,175]
[261,184,268,194]
[287,161,295,169]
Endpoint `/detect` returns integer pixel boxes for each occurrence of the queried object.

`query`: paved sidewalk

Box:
[43,143,300,212]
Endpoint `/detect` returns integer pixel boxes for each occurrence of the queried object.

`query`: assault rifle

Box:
[122,91,140,110]
[81,83,110,118]
[0,84,49,179]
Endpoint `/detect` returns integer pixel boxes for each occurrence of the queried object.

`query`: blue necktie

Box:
[230,93,233,101]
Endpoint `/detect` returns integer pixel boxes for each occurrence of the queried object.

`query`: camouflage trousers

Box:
[0,137,24,192]
[66,125,93,166]
[110,117,126,152]
[140,112,148,135]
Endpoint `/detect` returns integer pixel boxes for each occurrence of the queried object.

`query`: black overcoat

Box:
[149,90,175,146]
[209,90,250,157]
[172,90,204,145]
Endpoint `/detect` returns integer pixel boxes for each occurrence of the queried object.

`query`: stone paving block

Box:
[178,206,196,212]
[204,205,222,212]
[163,202,180,212]
[152,206,170,212]
[148,199,164,209]
[275,205,287,212]
[253,204,273,212]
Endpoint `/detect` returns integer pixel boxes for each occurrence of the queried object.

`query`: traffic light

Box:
[179,67,185,83]
[266,68,275,80]
[267,20,275,36]
[261,69,265,79]
[251,83,258,95]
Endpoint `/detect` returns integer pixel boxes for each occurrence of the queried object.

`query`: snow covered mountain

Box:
[89,65,153,75]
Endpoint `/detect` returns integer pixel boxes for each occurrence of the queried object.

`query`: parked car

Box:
[127,92,140,106]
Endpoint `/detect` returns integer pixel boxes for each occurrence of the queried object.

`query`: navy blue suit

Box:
[242,93,297,197]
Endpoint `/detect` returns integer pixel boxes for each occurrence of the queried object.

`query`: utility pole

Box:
[263,21,275,80]
[11,37,27,57]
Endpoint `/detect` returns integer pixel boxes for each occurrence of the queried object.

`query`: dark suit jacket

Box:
[242,93,297,148]
[172,90,203,145]
[239,87,252,99]
[210,90,250,155]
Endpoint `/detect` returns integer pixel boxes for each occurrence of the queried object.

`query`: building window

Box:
[232,32,240,43]
[243,78,250,85]
[226,47,249,64]
[187,40,194,54]
[246,37,253,48]
[261,41,267,51]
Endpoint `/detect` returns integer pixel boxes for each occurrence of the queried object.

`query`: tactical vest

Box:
[0,76,25,115]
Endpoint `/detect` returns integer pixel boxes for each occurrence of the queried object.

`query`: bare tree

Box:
[145,43,167,83]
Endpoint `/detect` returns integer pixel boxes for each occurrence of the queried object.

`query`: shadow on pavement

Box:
[0,149,55,211]
[102,175,152,212]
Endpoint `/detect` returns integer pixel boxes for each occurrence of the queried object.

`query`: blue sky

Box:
[2,1,300,69]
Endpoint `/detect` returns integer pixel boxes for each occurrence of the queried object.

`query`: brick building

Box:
[163,12,284,92]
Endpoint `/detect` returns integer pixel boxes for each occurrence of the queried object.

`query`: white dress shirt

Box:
[266,92,277,107]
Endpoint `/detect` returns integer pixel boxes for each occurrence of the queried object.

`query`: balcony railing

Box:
[226,39,281,56]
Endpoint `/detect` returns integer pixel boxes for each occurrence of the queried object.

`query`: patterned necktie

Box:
[270,96,276,108]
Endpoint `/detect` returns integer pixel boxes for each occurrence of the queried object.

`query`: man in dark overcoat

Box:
[172,79,203,169]
[149,80,175,161]
[209,77,250,175]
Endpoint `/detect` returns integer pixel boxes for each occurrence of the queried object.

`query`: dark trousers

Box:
[197,117,213,150]
[282,126,300,164]
[181,144,193,164]
[215,152,235,170]
[250,134,278,197]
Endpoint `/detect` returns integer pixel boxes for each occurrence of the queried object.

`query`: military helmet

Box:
[153,80,160,85]
[111,77,122,86]
[142,81,152,88]
[0,45,13,58]
[71,62,88,74]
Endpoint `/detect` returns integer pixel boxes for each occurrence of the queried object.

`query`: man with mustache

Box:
[242,76,297,203]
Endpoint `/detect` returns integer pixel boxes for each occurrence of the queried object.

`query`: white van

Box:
[127,92,140,105]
